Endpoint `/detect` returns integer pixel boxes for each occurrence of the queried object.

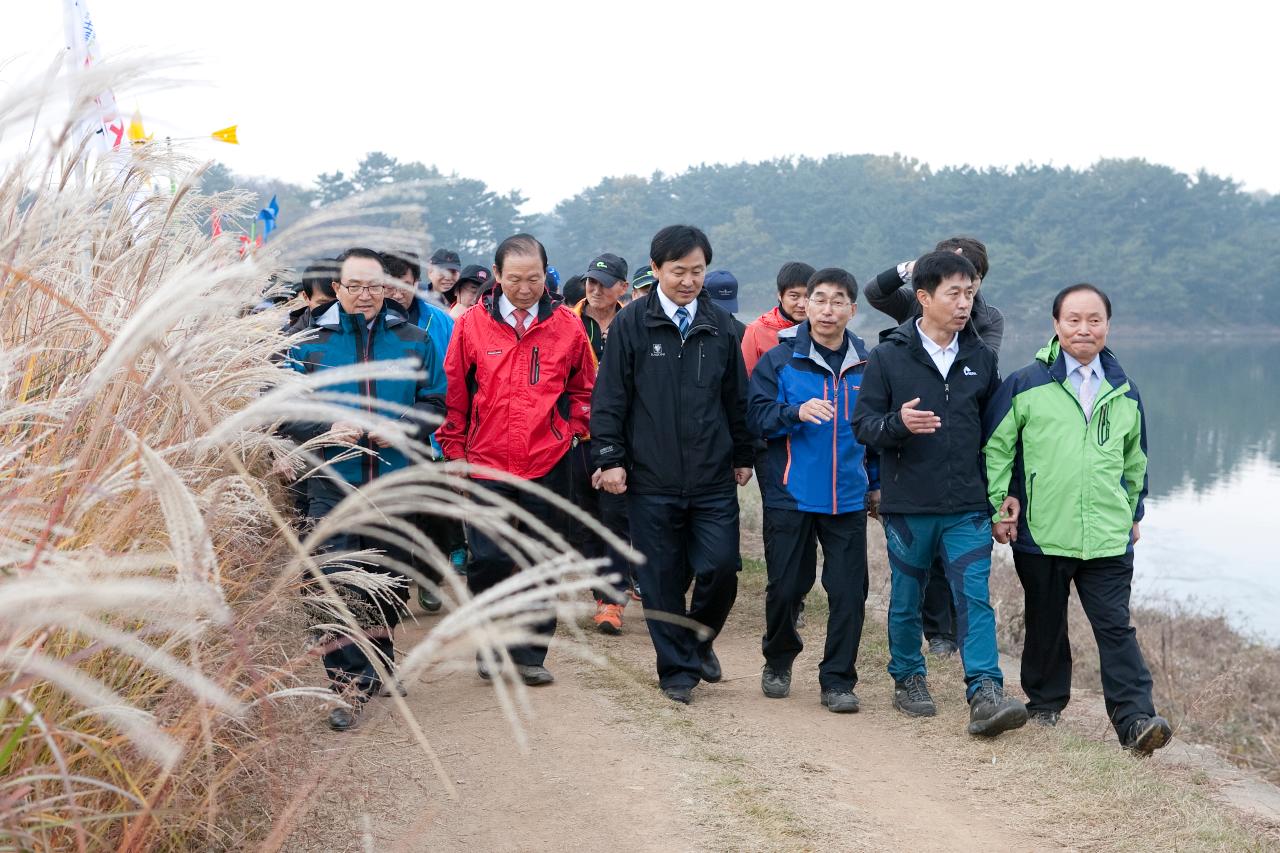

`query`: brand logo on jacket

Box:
[486,349,503,356]
[963,366,978,377]
[650,343,665,357]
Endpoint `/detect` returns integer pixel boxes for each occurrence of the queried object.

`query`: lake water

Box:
[992,331,1280,644]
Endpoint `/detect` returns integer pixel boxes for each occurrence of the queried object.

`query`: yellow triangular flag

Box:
[211,125,239,145]
[127,108,152,144]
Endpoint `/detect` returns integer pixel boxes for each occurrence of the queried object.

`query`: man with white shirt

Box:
[590,225,755,705]
[853,250,1028,738]
[437,233,596,686]
[982,284,1171,755]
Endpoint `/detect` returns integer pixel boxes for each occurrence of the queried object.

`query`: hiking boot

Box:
[378,680,408,698]
[893,674,937,717]
[927,638,958,657]
[699,645,722,683]
[761,665,792,699]
[327,705,360,732]
[417,584,442,613]
[593,601,623,635]
[662,685,692,705]
[821,689,861,714]
[517,664,555,686]
[1028,709,1061,727]
[450,547,468,575]
[628,584,643,603]
[967,679,1029,737]
[1123,715,1172,756]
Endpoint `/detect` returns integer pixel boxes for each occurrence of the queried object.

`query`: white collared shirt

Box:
[915,319,959,377]
[498,293,533,333]
[1063,349,1102,407]
[655,286,697,325]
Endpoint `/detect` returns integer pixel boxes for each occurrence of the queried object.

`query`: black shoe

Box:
[699,646,722,683]
[1123,715,1172,756]
[327,705,359,731]
[761,665,791,699]
[476,652,494,681]
[417,584,442,613]
[1028,709,1061,727]
[378,680,408,698]
[967,679,1029,737]
[927,638,958,657]
[662,685,693,705]
[821,689,861,713]
[517,664,555,686]
[893,674,937,717]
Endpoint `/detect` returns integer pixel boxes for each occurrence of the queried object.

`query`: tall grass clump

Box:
[0,62,618,851]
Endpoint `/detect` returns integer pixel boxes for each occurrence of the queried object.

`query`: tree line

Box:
[204,152,1280,326]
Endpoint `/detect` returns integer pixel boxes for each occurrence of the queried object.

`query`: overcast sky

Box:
[4,1,1276,212]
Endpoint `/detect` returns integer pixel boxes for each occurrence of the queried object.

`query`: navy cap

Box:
[584,253,629,287]
[428,248,461,271]
[704,269,739,313]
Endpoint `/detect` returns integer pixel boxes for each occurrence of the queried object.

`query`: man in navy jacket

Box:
[748,268,878,713]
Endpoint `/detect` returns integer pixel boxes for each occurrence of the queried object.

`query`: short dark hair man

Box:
[283,246,446,731]
[748,267,877,713]
[742,261,814,376]
[852,250,1027,738]
[590,225,755,705]
[983,284,1171,754]
[436,234,596,687]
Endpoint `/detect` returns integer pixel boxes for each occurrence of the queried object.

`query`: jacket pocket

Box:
[549,409,565,441]
[529,346,541,385]
[1026,471,1037,527]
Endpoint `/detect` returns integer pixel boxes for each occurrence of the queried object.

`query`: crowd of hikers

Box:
[276,226,1173,760]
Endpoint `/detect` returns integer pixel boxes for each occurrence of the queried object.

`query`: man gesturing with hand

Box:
[852,251,1027,739]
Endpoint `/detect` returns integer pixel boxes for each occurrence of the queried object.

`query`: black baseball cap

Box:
[584,253,628,287]
[428,248,461,271]
[457,264,491,287]
[631,264,657,291]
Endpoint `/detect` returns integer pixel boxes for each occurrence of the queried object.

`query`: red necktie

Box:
[513,308,530,339]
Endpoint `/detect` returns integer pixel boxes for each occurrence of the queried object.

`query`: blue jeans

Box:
[882,512,1002,699]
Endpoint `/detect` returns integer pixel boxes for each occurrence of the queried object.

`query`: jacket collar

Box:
[790,321,869,376]
[484,286,556,325]
[1037,336,1129,390]
[886,316,982,360]
[643,289,718,335]
[314,302,405,331]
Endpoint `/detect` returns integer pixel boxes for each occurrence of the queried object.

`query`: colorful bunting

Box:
[256,195,279,239]
[211,125,239,145]
[127,108,153,145]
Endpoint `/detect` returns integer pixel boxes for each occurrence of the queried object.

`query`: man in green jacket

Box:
[983,283,1171,756]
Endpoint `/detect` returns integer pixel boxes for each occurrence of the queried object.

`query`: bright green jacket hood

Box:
[982,337,1148,560]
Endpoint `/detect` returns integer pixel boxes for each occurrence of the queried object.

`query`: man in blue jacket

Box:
[748,268,878,713]
[284,247,446,731]
[852,251,1026,738]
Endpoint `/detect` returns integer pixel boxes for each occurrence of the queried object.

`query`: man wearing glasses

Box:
[283,247,446,731]
[747,268,878,714]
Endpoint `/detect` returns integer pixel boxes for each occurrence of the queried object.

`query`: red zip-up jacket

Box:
[437,289,595,480]
[741,305,799,376]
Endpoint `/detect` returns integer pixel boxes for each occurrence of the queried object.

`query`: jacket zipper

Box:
[529,345,541,385]
[1096,401,1110,446]
[356,319,376,484]
[697,341,704,383]
[1027,471,1037,527]
[831,375,839,514]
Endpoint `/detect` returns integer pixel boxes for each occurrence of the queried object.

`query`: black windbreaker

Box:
[590,290,754,496]
[852,319,1001,515]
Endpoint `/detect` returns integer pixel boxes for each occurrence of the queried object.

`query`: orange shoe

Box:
[593,601,623,635]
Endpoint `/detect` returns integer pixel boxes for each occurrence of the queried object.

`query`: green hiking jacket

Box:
[982,337,1148,560]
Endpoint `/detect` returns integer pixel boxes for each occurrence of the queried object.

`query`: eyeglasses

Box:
[808,298,851,310]
[339,281,385,295]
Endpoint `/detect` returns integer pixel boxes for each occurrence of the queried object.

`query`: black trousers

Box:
[628,490,740,690]
[762,508,868,691]
[464,455,569,667]
[307,476,409,700]
[1014,550,1157,739]
[757,471,816,617]
[922,555,957,642]
[568,441,633,601]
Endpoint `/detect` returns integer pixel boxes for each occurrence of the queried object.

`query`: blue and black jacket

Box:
[747,322,879,514]
[283,302,446,486]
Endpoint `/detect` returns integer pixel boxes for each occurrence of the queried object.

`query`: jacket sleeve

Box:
[977,302,1005,357]
[723,336,755,469]
[741,323,764,377]
[851,350,912,450]
[435,313,472,461]
[566,323,596,439]
[1123,380,1149,523]
[589,314,633,471]
[746,349,802,439]
[406,337,447,441]
[279,345,333,443]
[864,450,881,492]
[863,266,915,324]
[982,375,1022,522]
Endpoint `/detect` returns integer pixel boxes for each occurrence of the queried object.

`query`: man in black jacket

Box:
[864,236,1004,659]
[852,251,1026,738]
[590,225,755,705]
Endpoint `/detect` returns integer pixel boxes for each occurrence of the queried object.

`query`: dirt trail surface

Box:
[279,525,1279,852]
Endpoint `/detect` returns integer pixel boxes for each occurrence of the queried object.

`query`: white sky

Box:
[3,1,1277,212]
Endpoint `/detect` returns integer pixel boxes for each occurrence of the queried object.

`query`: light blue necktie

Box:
[675,305,691,338]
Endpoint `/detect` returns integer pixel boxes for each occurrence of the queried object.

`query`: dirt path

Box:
[278,524,1279,852]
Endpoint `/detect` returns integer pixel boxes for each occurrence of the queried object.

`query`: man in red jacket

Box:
[741,262,815,376]
[437,233,596,686]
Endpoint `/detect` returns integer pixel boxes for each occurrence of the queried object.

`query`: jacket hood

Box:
[1036,336,1130,389]
[789,321,869,375]
[314,301,407,330]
